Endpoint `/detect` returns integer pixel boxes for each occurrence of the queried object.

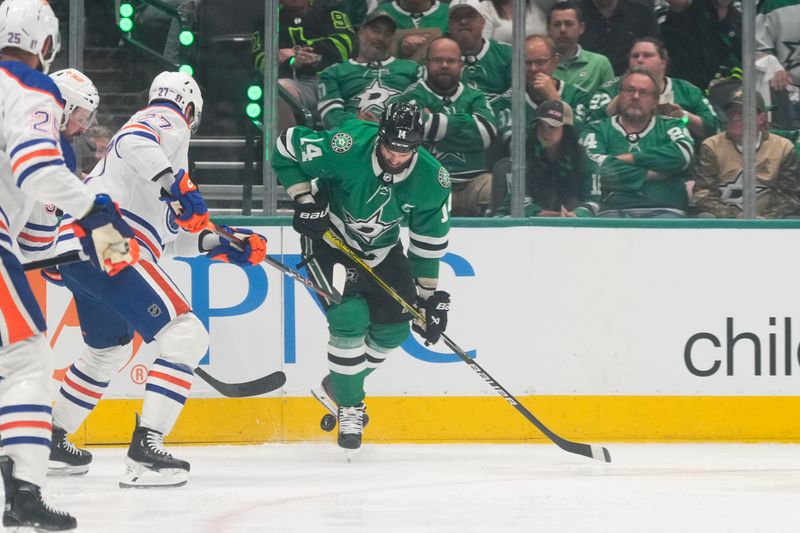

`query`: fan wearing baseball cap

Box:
[495,100,589,217]
[447,0,512,99]
[692,87,800,219]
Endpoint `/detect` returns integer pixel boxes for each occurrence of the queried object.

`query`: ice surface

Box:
[43,443,800,532]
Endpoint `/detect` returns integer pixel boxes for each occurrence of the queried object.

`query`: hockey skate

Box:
[311,374,369,432]
[337,403,366,461]
[0,455,77,531]
[119,414,190,489]
[48,426,91,477]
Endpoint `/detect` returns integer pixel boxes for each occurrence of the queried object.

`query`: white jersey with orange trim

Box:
[0,61,94,261]
[57,103,193,262]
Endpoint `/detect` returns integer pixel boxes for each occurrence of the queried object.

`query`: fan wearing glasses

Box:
[576,67,696,218]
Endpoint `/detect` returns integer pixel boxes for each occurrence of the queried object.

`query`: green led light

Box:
[246,103,262,118]
[119,3,134,18]
[247,85,263,101]
[119,18,133,32]
[179,30,195,46]
[178,64,194,76]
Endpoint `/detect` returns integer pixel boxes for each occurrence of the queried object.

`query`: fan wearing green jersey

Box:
[586,38,720,141]
[491,35,591,146]
[448,0,512,99]
[273,103,452,454]
[390,36,498,216]
[578,67,695,217]
[318,11,421,129]
[373,0,450,58]
[548,1,614,95]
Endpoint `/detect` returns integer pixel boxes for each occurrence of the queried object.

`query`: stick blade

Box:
[194,367,286,398]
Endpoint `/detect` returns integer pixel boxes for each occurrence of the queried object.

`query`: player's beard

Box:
[377,146,415,174]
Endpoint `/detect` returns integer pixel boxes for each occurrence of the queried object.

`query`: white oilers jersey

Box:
[0,61,94,261]
[57,104,192,262]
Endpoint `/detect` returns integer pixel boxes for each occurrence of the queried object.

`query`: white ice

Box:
[43,443,800,533]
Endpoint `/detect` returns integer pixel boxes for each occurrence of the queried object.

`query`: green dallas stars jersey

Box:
[372,0,450,32]
[490,80,591,143]
[318,57,422,129]
[460,39,512,99]
[389,81,497,179]
[586,76,720,138]
[273,120,451,279]
[579,115,695,212]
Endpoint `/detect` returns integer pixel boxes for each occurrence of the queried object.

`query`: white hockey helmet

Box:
[51,68,99,130]
[0,0,61,74]
[148,71,204,133]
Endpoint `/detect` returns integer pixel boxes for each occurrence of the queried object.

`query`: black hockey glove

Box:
[292,194,329,240]
[412,290,451,345]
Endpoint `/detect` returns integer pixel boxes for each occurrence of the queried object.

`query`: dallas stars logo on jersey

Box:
[343,206,403,245]
[318,58,421,129]
[355,78,398,115]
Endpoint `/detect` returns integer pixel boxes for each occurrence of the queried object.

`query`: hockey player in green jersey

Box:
[273,103,452,454]
[586,38,720,141]
[318,11,421,129]
[448,0,512,99]
[579,67,695,217]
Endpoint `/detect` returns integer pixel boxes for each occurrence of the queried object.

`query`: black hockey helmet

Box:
[378,102,424,153]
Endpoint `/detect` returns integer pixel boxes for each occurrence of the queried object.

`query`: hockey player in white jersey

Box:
[51,67,99,146]
[47,70,268,488]
[0,0,138,529]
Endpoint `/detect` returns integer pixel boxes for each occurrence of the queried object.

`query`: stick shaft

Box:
[323,230,611,463]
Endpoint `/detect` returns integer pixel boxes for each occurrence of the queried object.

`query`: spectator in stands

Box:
[659,0,741,92]
[693,88,800,219]
[757,0,800,94]
[578,67,695,218]
[481,0,560,44]
[390,36,498,216]
[492,35,591,147]
[495,100,592,216]
[272,0,356,108]
[548,1,614,95]
[579,0,660,76]
[79,125,113,177]
[371,0,450,59]
[318,11,421,128]
[587,38,720,141]
[448,0,512,99]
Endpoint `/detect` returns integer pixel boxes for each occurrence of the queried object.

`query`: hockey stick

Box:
[23,251,88,272]
[194,366,286,397]
[204,221,343,304]
[323,230,611,463]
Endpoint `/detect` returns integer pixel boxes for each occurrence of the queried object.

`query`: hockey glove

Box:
[40,265,65,287]
[165,169,209,233]
[73,194,140,276]
[206,225,267,266]
[412,290,451,345]
[292,194,329,240]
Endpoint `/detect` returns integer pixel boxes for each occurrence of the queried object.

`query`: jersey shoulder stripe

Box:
[0,62,63,108]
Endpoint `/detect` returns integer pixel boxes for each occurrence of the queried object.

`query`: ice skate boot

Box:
[119,414,189,489]
[0,455,77,531]
[311,374,369,432]
[338,403,365,461]
[48,426,91,476]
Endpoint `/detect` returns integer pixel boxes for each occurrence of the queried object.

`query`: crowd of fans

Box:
[268,0,800,218]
